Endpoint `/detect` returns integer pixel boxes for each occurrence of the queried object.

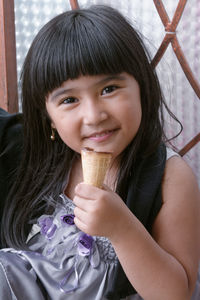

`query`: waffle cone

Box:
[81,148,112,188]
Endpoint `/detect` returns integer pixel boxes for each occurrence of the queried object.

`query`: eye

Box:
[101,85,118,95]
[62,97,78,104]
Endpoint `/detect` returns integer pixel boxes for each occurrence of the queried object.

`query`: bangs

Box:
[23,7,140,101]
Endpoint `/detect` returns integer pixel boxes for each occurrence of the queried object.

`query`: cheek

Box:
[45,104,80,149]
[119,100,142,132]
[56,121,73,139]
[55,119,82,151]
[130,106,142,130]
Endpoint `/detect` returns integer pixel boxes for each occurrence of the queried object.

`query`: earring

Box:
[50,128,55,141]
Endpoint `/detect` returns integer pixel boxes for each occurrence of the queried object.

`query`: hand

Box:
[73,183,131,239]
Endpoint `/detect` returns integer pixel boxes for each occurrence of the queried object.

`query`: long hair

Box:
[1,5,181,248]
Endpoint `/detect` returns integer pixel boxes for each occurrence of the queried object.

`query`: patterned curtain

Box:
[14,0,200,185]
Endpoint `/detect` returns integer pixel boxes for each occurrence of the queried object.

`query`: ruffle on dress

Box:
[0,194,120,300]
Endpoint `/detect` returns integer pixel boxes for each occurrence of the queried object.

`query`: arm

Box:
[110,156,200,300]
[74,156,200,300]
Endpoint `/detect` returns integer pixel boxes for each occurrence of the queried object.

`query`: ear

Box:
[51,122,56,129]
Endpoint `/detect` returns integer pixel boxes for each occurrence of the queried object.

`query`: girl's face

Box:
[46,72,142,160]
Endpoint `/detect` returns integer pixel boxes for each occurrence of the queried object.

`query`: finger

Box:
[73,195,86,210]
[74,216,88,233]
[73,195,94,211]
[74,206,88,223]
[75,182,102,199]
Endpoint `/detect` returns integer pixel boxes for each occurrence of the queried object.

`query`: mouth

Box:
[84,129,118,143]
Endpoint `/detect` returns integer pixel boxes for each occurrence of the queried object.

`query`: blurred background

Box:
[12,0,200,185]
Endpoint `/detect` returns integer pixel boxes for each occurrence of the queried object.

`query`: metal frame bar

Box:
[152,0,200,154]
[0,0,18,112]
[69,0,79,9]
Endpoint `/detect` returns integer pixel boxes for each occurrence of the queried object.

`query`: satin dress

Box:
[0,194,141,300]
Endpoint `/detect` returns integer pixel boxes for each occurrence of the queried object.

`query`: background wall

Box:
[14,0,200,185]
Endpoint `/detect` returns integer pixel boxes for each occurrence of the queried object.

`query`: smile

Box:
[86,129,117,142]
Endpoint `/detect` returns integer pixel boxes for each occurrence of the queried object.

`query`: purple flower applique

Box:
[61,214,75,225]
[58,232,99,293]
[77,233,94,256]
[38,216,57,240]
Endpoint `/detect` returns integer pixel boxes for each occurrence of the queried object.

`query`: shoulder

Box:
[161,150,200,223]
[163,151,199,203]
[0,108,23,211]
[0,108,23,136]
[0,108,23,151]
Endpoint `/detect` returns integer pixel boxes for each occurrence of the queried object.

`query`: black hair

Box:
[1,5,181,248]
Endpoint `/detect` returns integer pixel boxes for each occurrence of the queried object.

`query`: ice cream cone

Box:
[81,148,112,188]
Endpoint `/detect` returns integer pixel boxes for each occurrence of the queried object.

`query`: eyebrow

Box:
[49,74,127,102]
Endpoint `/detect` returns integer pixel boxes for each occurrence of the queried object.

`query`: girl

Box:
[0,5,200,300]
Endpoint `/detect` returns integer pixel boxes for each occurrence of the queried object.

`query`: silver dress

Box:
[0,194,141,300]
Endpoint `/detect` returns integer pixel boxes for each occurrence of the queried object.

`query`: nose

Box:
[82,99,108,125]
